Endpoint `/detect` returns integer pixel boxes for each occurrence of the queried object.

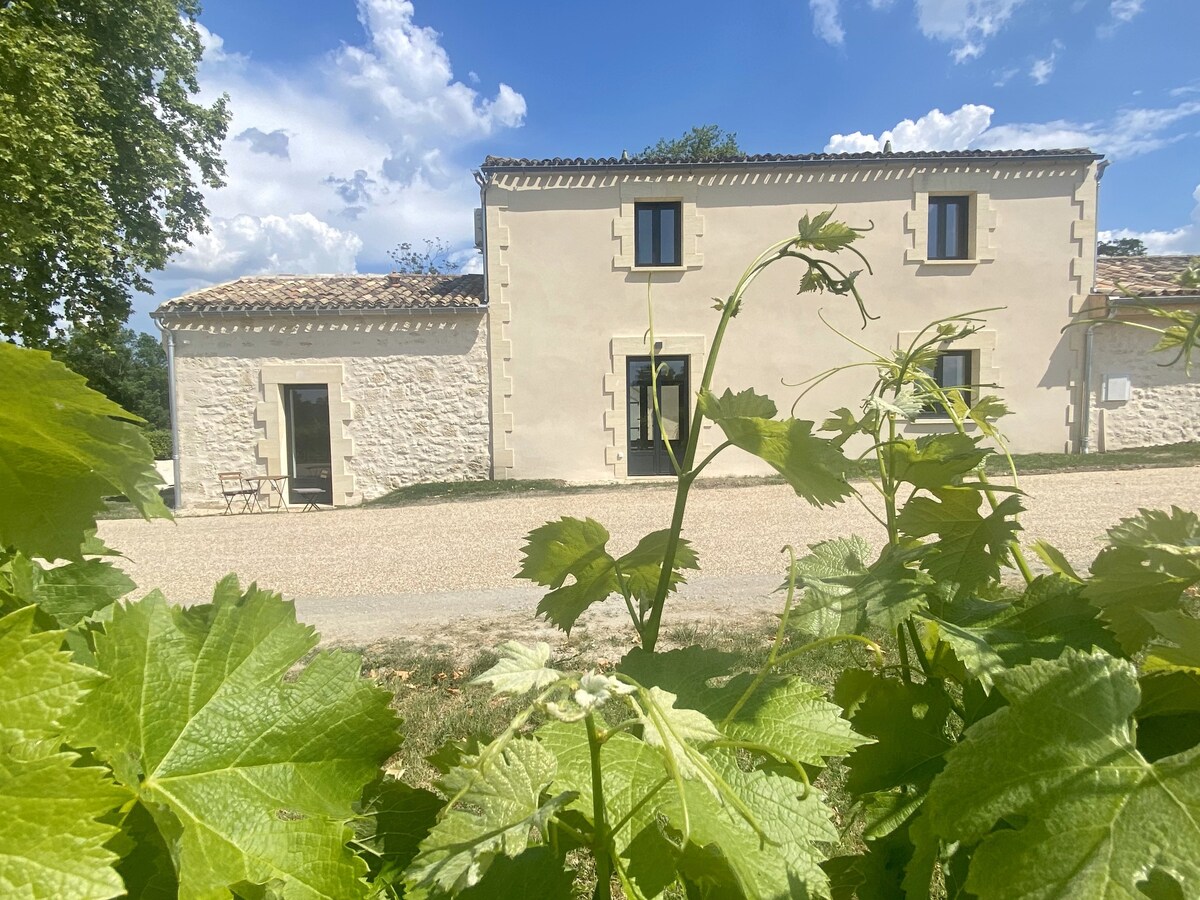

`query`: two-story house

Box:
[158,148,1128,509]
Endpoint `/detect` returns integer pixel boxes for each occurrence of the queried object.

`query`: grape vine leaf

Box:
[1083,507,1200,653]
[0,607,128,900]
[66,584,402,899]
[516,519,697,633]
[538,722,677,898]
[634,686,723,780]
[925,649,1200,899]
[786,538,932,637]
[405,737,575,895]
[3,553,135,627]
[699,388,855,507]
[1143,610,1200,673]
[881,433,989,491]
[0,342,169,562]
[618,645,740,709]
[456,848,575,899]
[472,641,563,695]
[670,749,838,899]
[357,778,444,896]
[843,674,953,795]
[898,488,1022,596]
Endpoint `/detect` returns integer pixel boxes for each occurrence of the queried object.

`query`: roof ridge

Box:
[481,148,1102,169]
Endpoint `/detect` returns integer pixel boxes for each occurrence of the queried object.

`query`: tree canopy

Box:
[640,125,743,162]
[388,238,461,275]
[1098,238,1148,257]
[0,0,229,346]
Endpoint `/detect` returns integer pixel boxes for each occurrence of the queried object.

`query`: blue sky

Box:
[135,0,1200,332]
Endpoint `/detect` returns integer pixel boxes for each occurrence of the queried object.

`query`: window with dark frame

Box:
[927,195,971,260]
[919,350,973,418]
[634,201,682,267]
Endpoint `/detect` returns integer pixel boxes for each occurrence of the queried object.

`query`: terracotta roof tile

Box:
[481,148,1101,170]
[1095,256,1200,298]
[157,273,485,315]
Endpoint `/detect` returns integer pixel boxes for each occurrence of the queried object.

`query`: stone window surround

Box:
[614,179,704,271]
[256,363,356,506]
[897,329,999,429]
[603,335,712,478]
[904,171,998,266]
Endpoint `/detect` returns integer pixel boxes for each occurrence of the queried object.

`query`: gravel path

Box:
[97,467,1200,646]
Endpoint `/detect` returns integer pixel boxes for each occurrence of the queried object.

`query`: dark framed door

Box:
[283,385,332,504]
[626,356,689,476]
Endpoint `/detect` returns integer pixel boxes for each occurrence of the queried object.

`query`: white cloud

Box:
[156,0,525,301]
[1029,40,1063,86]
[826,100,1200,160]
[171,214,364,279]
[913,0,1029,62]
[825,104,995,153]
[1099,185,1200,256]
[809,0,845,46]
[1101,0,1145,35]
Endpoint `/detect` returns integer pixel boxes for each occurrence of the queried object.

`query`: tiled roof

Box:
[157,273,485,315]
[481,148,1101,170]
[1095,256,1200,298]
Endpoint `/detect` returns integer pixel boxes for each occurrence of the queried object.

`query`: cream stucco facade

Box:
[479,152,1102,482]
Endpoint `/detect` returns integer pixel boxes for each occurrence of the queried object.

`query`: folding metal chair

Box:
[218,472,262,515]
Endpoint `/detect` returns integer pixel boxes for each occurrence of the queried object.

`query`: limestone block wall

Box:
[170,312,489,508]
[1089,320,1200,450]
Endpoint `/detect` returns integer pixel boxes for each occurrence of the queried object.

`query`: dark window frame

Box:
[918,349,974,418]
[928,195,971,260]
[634,201,683,267]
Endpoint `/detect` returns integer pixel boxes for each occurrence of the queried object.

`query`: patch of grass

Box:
[989,441,1200,475]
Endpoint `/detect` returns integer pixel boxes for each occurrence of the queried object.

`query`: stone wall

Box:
[1089,320,1200,450]
[170,312,490,508]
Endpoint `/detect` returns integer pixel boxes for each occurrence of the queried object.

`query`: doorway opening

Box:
[626,356,689,476]
[283,384,332,504]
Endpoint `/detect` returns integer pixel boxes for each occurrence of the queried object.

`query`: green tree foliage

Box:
[50,327,170,431]
[1097,237,1148,256]
[0,0,229,345]
[640,124,743,161]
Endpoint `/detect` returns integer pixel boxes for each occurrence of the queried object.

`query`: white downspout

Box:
[160,321,182,509]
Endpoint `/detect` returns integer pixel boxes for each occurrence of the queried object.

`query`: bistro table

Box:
[245,474,289,511]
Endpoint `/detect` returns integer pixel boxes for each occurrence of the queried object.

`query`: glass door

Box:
[283,385,332,504]
[626,356,689,476]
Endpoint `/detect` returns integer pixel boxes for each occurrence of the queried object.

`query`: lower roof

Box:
[1095,256,1199,299]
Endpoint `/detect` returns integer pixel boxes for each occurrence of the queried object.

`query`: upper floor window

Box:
[928,196,971,260]
[920,349,973,417]
[635,201,681,267]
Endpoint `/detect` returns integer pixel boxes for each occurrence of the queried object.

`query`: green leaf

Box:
[615,529,700,612]
[359,778,444,894]
[787,539,932,638]
[1107,506,1200,560]
[538,723,675,897]
[0,343,169,561]
[457,848,575,899]
[405,737,575,895]
[3,553,135,627]
[881,433,989,491]
[796,209,861,252]
[1136,671,1200,762]
[821,407,865,447]
[966,395,1011,438]
[700,673,869,767]
[699,389,854,508]
[0,607,128,899]
[925,649,1200,899]
[517,518,619,633]
[864,383,925,420]
[634,687,723,781]
[1143,610,1200,674]
[671,749,838,899]
[843,674,952,796]
[472,641,563,695]
[67,583,401,899]
[697,386,778,420]
[617,645,740,709]
[898,489,1023,596]
[1031,539,1084,581]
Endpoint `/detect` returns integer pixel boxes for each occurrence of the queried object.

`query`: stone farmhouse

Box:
[154,148,1199,509]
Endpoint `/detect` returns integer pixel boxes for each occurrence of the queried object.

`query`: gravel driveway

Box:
[97,467,1200,646]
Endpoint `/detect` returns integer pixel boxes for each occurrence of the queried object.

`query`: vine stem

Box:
[586,714,612,900]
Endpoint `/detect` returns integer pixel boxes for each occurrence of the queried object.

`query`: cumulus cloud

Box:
[1099,184,1200,256]
[235,127,290,158]
[809,0,845,46]
[171,213,364,279]
[1101,0,1145,35]
[826,105,996,153]
[152,0,525,310]
[826,100,1200,160]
